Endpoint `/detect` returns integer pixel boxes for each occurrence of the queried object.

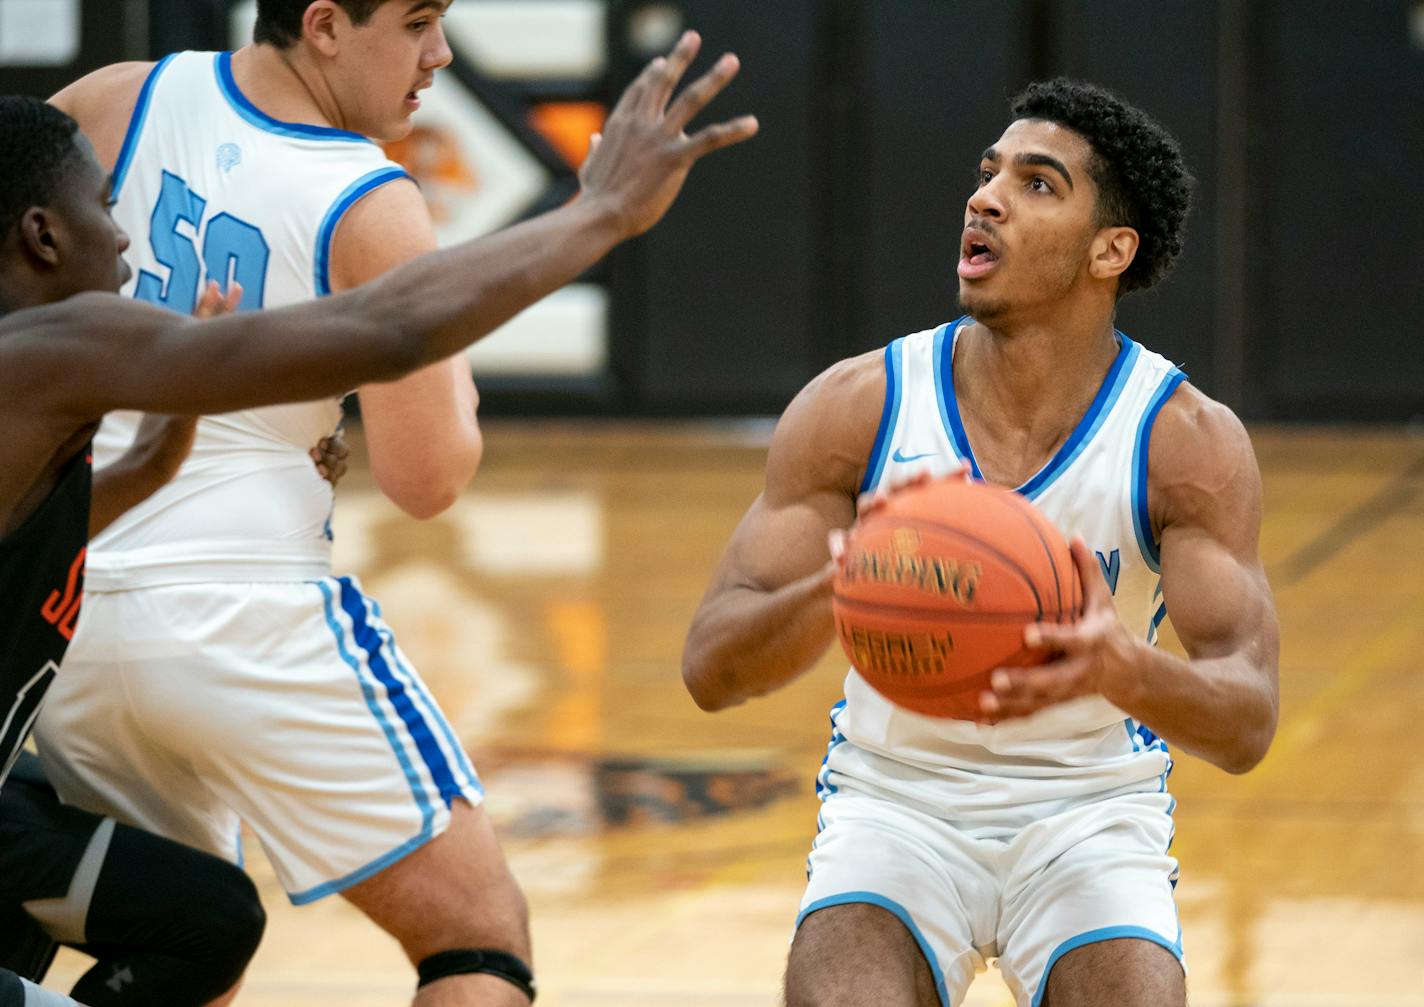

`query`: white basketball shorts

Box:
[798,780,1183,1006]
[35,575,482,903]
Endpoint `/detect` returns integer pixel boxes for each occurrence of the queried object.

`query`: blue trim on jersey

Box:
[1031,925,1183,1007]
[933,318,981,478]
[110,54,177,202]
[214,52,372,143]
[338,577,464,805]
[313,167,411,297]
[797,892,950,1007]
[860,341,905,494]
[1131,369,1188,572]
[289,829,434,905]
[938,319,1140,498]
[1017,337,1140,500]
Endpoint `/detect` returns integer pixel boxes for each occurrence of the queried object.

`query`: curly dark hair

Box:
[0,96,83,239]
[1010,78,1193,295]
[253,0,387,47]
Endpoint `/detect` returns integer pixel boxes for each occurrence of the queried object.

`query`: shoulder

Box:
[1147,381,1261,536]
[50,61,160,170]
[50,61,157,112]
[329,175,435,290]
[766,348,888,498]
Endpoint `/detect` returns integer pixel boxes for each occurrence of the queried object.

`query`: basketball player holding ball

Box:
[682,79,1279,1007]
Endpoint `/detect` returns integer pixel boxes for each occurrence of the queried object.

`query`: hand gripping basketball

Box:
[830,474,1082,720]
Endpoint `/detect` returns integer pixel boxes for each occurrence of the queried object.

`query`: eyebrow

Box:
[980,147,1075,190]
[405,0,450,13]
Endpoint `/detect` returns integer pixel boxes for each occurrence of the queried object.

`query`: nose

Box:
[967,174,1007,221]
[424,23,453,71]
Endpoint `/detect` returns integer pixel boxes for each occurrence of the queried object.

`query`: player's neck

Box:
[231,44,353,135]
[956,306,1121,465]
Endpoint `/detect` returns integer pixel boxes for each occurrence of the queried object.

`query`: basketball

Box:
[832,477,1082,719]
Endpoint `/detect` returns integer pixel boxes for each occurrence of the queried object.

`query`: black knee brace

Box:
[417,949,535,1002]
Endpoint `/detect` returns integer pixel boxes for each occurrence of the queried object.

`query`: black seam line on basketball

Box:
[1271,453,1424,589]
[834,597,1061,622]
[1012,500,1065,620]
[874,514,1045,618]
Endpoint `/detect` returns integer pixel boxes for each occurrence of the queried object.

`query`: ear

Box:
[1088,226,1139,283]
[302,0,343,56]
[18,208,62,269]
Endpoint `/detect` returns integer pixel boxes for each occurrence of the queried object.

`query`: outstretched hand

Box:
[977,538,1139,722]
[578,30,759,238]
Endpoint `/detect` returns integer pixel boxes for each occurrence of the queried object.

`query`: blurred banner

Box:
[2,0,1420,420]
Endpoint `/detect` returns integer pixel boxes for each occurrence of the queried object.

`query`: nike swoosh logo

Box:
[891,448,938,463]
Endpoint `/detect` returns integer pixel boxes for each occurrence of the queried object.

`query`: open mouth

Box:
[405,80,432,109]
[958,229,1001,280]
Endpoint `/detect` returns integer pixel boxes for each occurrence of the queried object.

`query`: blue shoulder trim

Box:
[1018,334,1141,500]
[215,52,373,143]
[933,317,981,479]
[859,338,905,494]
[313,167,412,296]
[110,54,178,202]
[1132,367,1188,572]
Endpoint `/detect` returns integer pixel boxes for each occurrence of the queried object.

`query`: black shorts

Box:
[0,753,100,981]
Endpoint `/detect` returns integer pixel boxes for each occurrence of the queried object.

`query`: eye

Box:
[977,168,994,187]
[1029,176,1054,194]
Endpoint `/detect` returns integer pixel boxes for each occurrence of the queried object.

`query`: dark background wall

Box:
[3,0,1421,420]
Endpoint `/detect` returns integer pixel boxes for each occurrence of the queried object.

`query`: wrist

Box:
[1102,633,1154,712]
[574,190,637,244]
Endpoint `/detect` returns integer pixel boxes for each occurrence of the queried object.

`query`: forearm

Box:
[683,566,837,711]
[89,459,168,536]
[1109,642,1278,773]
[362,358,483,519]
[75,198,627,418]
[354,198,624,372]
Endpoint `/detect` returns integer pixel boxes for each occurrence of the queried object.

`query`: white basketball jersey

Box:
[823,317,1188,823]
[88,52,410,588]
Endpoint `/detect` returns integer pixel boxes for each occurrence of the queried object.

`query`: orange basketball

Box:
[832,477,1082,719]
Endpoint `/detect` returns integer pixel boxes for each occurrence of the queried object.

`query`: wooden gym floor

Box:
[48,421,1424,1005]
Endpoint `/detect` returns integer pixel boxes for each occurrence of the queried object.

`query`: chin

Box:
[957,286,1009,323]
[375,115,415,144]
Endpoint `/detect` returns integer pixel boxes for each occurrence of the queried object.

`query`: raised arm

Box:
[682,353,882,710]
[984,385,1280,773]
[16,33,756,419]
